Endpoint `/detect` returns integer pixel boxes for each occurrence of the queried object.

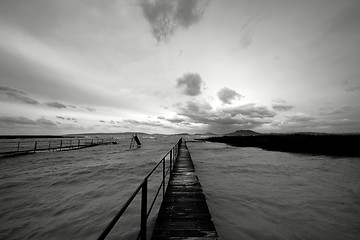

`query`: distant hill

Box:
[225,130,262,136]
[173,133,190,136]
[193,132,217,136]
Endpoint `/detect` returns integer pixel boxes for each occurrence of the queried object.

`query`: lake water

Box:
[1,135,359,239]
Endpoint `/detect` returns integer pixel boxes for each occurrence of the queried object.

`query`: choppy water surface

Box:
[188,142,360,240]
[0,135,180,240]
[1,136,360,240]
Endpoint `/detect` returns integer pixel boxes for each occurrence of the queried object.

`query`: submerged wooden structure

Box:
[151,140,218,239]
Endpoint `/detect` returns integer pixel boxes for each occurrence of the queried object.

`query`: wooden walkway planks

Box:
[151,140,218,239]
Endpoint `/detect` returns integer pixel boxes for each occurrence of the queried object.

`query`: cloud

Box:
[0,116,56,126]
[271,99,294,112]
[56,116,65,120]
[158,115,186,124]
[123,119,165,127]
[217,87,242,104]
[272,104,294,112]
[0,116,36,125]
[35,118,57,126]
[286,114,316,123]
[176,72,204,96]
[175,100,275,131]
[0,85,39,105]
[138,0,208,42]
[346,85,360,92]
[45,101,67,109]
[84,107,96,112]
[221,104,276,118]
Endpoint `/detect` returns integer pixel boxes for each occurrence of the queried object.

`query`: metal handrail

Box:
[97,138,182,240]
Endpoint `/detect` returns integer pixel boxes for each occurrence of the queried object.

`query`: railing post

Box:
[162,158,166,198]
[34,141,37,153]
[60,140,62,151]
[170,150,172,176]
[17,142,20,153]
[48,141,51,151]
[141,179,147,240]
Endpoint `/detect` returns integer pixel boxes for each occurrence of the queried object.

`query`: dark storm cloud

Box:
[0,85,39,105]
[0,116,36,125]
[138,0,209,42]
[36,118,57,126]
[176,73,204,96]
[158,116,186,123]
[221,104,276,118]
[217,87,242,104]
[272,103,294,112]
[175,100,274,130]
[45,102,67,109]
[0,116,57,126]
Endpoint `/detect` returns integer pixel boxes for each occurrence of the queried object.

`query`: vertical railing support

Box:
[141,179,147,240]
[34,141,37,153]
[162,158,166,198]
[17,142,20,153]
[170,150,172,176]
[60,140,63,151]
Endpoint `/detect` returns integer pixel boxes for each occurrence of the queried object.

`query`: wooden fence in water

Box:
[0,138,116,156]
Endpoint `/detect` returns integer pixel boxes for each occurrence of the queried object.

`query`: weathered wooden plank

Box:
[151,140,218,240]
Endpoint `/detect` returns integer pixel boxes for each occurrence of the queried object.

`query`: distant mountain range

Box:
[224,130,262,136]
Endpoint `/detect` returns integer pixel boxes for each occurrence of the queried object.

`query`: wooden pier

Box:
[151,141,218,239]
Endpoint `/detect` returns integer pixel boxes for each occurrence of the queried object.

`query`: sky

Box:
[0,0,360,135]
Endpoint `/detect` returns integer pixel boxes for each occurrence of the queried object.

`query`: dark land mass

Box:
[203,133,360,157]
[224,129,261,136]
